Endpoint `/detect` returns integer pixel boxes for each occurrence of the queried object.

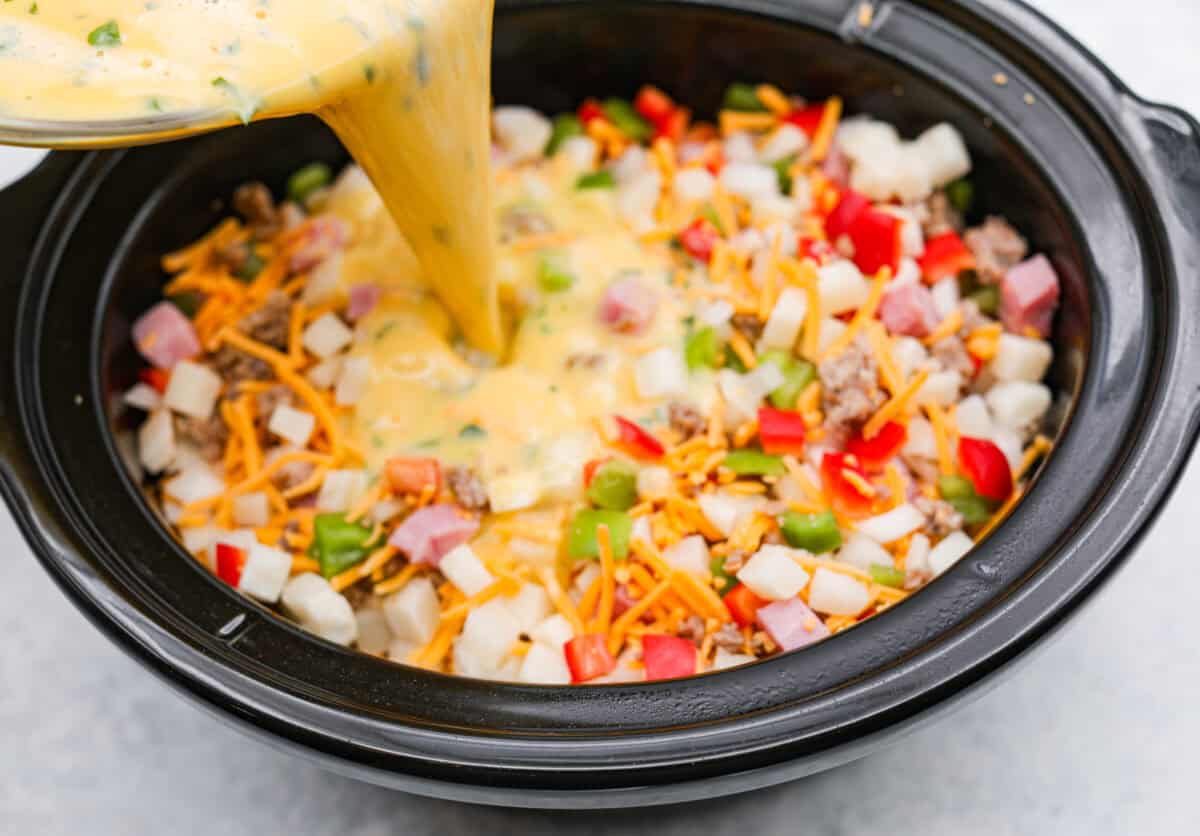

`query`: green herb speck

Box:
[87,20,121,47]
[413,45,430,86]
[458,423,487,439]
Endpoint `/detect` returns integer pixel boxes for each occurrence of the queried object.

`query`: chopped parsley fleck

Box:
[363,63,377,83]
[87,20,121,47]
[413,44,430,85]
[458,423,487,439]
[211,77,259,125]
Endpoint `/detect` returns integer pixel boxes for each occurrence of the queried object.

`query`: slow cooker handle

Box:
[1138,102,1200,307]
[0,153,79,475]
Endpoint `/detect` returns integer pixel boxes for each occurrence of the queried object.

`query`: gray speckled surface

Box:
[3,1,1199,833]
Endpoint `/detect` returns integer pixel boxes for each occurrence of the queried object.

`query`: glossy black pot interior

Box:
[3,0,1200,808]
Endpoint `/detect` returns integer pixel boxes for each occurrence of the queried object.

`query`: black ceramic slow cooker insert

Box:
[2,0,1199,808]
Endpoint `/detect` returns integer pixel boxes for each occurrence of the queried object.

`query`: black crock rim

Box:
[3,0,1200,806]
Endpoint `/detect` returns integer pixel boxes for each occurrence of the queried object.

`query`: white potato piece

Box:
[737,545,811,601]
[808,568,871,615]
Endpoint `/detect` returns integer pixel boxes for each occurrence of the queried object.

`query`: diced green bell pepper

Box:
[686,326,722,371]
[168,292,202,318]
[701,203,726,235]
[545,113,584,155]
[723,449,786,477]
[780,510,842,554]
[567,509,632,560]
[938,474,994,526]
[586,461,639,511]
[575,170,616,190]
[601,99,652,141]
[772,155,796,195]
[311,513,375,578]
[237,249,266,283]
[537,250,576,292]
[869,563,907,588]
[946,179,974,215]
[723,343,748,373]
[287,162,333,204]
[710,554,740,593]
[722,82,766,113]
[967,285,1000,316]
[758,349,816,410]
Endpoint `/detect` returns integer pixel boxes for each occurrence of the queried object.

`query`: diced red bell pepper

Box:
[704,147,725,176]
[845,422,907,471]
[582,457,611,488]
[139,367,170,394]
[215,543,245,587]
[820,451,875,517]
[654,107,690,142]
[758,406,806,456]
[577,98,605,125]
[723,583,765,628]
[634,85,675,125]
[919,231,976,283]
[785,103,826,138]
[798,236,836,265]
[679,218,721,263]
[958,437,1014,502]
[825,189,872,239]
[613,416,665,460]
[564,634,617,683]
[642,634,698,680]
[847,208,903,275]
[385,457,442,496]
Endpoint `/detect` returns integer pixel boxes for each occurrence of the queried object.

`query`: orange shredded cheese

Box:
[923,308,964,346]
[718,110,777,136]
[923,402,956,475]
[862,368,929,440]
[755,84,792,116]
[441,576,521,621]
[820,265,891,361]
[809,97,843,162]
[373,561,422,596]
[728,328,758,370]
[866,321,904,396]
[593,524,617,634]
[1015,435,1053,481]
[710,183,738,239]
[607,579,670,655]
[538,567,585,637]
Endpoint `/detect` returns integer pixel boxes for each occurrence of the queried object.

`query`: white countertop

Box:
[2,1,1198,833]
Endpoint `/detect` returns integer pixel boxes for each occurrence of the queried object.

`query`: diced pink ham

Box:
[1000,255,1060,338]
[612,584,637,619]
[879,279,940,337]
[756,598,831,652]
[821,143,850,187]
[598,275,658,335]
[132,301,201,370]
[290,216,349,273]
[347,284,381,322]
[388,504,479,566]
